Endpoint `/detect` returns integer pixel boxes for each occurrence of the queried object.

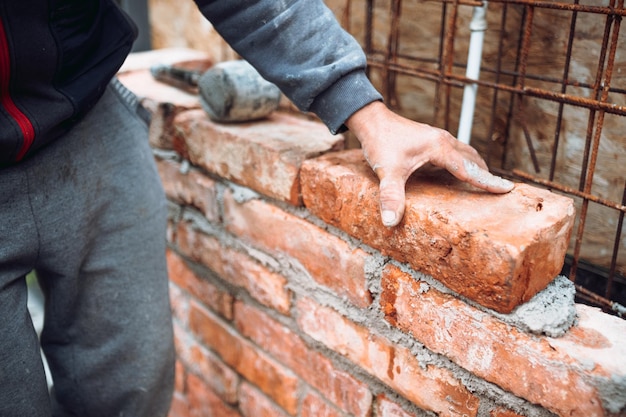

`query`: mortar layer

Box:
[497,275,577,337]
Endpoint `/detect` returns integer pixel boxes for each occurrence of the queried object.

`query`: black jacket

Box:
[0,0,137,165]
[0,0,381,166]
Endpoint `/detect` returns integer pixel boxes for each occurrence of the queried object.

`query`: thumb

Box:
[378,176,406,227]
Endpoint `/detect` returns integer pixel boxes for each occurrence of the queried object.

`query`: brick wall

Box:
[119,49,626,417]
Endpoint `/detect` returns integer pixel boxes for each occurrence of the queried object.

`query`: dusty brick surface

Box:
[157,159,220,222]
[189,301,300,414]
[167,250,234,320]
[173,322,239,405]
[301,392,344,417]
[169,282,191,327]
[174,222,292,315]
[174,109,344,204]
[296,296,480,416]
[238,382,291,417]
[223,190,372,308]
[168,391,190,417]
[301,149,575,313]
[380,264,626,417]
[375,395,421,417]
[234,301,373,417]
[490,408,525,417]
[186,372,241,417]
[174,360,186,398]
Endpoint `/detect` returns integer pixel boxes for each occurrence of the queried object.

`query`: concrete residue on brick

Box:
[227,181,260,203]
[596,374,626,414]
[497,275,577,337]
[364,255,386,297]
[179,159,190,174]
[389,261,577,337]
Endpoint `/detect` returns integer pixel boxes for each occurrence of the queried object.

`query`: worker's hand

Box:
[345,101,514,227]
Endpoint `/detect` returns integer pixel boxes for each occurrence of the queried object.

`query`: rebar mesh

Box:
[336,0,626,316]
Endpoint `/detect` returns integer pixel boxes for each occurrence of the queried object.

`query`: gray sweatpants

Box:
[0,79,175,417]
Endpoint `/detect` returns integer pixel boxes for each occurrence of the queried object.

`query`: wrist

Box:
[345,101,388,147]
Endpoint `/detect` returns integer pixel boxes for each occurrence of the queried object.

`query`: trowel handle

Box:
[150,64,202,88]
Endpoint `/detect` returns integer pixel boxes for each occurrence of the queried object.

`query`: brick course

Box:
[174,109,343,204]
[297,297,481,416]
[300,149,575,313]
[223,190,372,308]
[119,49,626,417]
[380,264,620,417]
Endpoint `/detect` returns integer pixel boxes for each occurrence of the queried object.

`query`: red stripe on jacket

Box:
[0,18,35,162]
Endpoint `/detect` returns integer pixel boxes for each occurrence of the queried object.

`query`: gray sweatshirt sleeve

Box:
[193,0,383,134]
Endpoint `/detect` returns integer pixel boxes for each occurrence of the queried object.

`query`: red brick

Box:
[186,372,241,417]
[157,159,220,222]
[174,322,239,405]
[300,149,575,313]
[238,382,291,417]
[189,301,300,414]
[168,392,191,417]
[169,361,190,417]
[223,191,372,308]
[375,395,421,417]
[381,264,626,417]
[489,408,525,417]
[173,109,344,204]
[301,391,344,417]
[167,249,234,320]
[167,215,179,246]
[169,281,190,325]
[296,297,480,416]
[118,68,203,152]
[234,301,373,417]
[175,360,187,396]
[175,223,291,314]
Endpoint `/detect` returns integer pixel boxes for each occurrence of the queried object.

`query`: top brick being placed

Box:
[301,149,576,314]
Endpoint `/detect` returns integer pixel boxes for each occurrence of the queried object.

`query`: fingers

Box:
[436,132,514,193]
[349,105,513,227]
[375,158,512,229]
[460,159,514,193]
[444,155,513,193]
[378,176,406,227]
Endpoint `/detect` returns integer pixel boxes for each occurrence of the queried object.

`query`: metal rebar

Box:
[441,0,461,131]
[365,53,626,115]
[365,0,374,69]
[384,0,402,108]
[606,181,626,301]
[549,0,579,182]
[506,169,626,213]
[570,0,621,282]
[485,1,508,167]
[575,284,625,318]
[487,0,626,17]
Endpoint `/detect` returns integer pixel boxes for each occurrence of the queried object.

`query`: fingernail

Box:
[382,210,396,226]
[501,178,515,190]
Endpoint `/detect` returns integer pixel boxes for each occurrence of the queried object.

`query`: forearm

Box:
[193,0,382,133]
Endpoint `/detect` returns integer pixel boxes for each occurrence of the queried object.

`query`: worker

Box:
[0,1,513,416]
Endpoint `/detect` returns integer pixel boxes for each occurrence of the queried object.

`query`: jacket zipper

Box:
[0,18,35,162]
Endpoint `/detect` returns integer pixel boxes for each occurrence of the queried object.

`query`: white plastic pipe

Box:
[457,2,488,144]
